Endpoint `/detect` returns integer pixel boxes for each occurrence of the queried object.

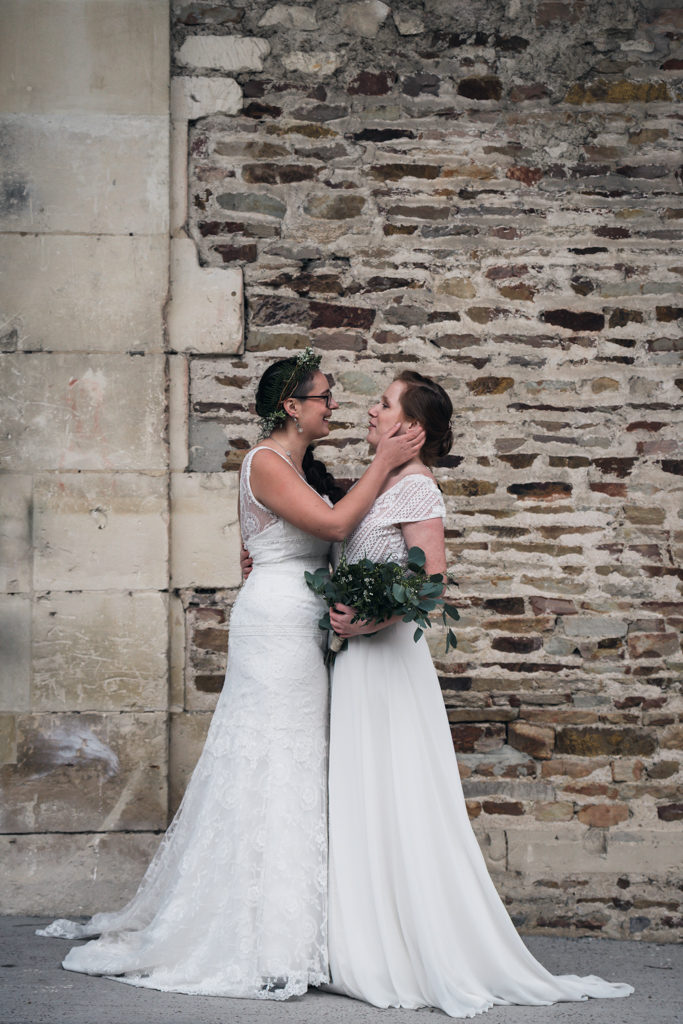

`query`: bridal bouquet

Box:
[304,546,459,658]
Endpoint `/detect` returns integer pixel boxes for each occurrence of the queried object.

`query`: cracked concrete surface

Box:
[1,917,681,1024]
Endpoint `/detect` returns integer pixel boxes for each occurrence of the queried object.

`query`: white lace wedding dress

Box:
[38,447,331,999]
[327,473,633,1018]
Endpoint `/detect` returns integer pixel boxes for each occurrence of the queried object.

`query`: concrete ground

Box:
[1,917,680,1024]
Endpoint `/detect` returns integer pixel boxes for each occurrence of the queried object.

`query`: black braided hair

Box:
[302,447,348,504]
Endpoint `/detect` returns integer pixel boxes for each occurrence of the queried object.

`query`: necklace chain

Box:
[269,437,305,478]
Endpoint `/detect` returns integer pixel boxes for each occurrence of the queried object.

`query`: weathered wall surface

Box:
[0,0,680,941]
[0,0,172,911]
[173,0,682,941]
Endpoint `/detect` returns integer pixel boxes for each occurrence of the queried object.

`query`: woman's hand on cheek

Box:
[375,422,426,469]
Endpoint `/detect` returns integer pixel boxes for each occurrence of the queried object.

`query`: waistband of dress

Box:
[252,560,328,575]
[229,626,325,638]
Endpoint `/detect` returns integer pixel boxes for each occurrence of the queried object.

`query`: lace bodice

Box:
[343,474,446,565]
[240,446,331,567]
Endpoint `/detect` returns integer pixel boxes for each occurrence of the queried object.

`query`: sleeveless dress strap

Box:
[242,446,300,513]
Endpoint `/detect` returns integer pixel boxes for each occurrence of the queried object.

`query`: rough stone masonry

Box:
[0,0,681,943]
[173,0,682,941]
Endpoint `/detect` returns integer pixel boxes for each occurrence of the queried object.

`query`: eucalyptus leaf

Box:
[407,546,426,567]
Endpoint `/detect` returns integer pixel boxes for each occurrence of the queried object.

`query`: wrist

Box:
[372,449,391,475]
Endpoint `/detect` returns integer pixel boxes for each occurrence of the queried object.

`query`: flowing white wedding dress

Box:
[38,446,331,999]
[327,473,633,1018]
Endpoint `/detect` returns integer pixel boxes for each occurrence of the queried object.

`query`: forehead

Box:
[309,370,329,390]
[383,379,407,402]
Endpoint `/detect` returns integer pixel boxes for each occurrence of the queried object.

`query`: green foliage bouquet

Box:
[304,546,459,659]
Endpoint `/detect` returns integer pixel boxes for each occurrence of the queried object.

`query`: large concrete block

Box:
[170,76,242,121]
[0,474,31,592]
[507,826,681,878]
[0,712,167,833]
[0,114,169,234]
[33,472,168,592]
[0,235,168,353]
[176,35,270,74]
[32,592,168,712]
[0,354,166,472]
[0,596,31,712]
[0,0,169,115]
[167,238,243,353]
[0,832,161,915]
[171,472,240,588]
[169,711,211,815]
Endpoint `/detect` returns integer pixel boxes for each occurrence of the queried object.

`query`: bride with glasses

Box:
[37,349,424,999]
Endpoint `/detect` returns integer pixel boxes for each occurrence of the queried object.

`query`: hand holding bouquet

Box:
[304,546,459,659]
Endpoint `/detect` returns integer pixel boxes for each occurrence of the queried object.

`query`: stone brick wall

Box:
[0,0,679,941]
[172,0,682,941]
[0,0,172,912]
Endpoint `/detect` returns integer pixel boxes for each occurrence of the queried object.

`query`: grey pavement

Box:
[1,917,680,1024]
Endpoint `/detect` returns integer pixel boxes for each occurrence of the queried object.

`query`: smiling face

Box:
[288,370,339,440]
[366,379,409,449]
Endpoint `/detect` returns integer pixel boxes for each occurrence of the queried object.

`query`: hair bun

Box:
[396,370,453,466]
[437,426,454,458]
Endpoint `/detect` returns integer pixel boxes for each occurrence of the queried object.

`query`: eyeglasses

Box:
[293,391,334,408]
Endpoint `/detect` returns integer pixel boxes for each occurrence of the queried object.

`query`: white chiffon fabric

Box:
[327,474,633,1018]
[38,447,332,1000]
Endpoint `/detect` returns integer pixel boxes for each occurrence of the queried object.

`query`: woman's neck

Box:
[385,457,427,484]
[268,429,309,470]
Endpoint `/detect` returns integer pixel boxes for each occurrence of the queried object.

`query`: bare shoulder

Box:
[247,445,288,471]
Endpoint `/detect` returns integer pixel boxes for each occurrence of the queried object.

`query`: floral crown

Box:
[258,347,322,438]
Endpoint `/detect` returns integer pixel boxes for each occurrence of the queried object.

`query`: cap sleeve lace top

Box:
[343,473,446,566]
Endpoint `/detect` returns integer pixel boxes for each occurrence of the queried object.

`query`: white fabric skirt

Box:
[38,560,330,1000]
[327,621,633,1018]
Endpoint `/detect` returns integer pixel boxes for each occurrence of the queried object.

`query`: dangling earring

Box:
[293,416,303,434]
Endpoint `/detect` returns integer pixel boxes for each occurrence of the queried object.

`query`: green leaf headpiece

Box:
[256,347,322,438]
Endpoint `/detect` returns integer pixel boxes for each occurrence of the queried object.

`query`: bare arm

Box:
[402,517,447,579]
[249,425,425,543]
[330,517,446,638]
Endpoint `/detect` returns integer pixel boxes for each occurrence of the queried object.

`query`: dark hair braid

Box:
[302,447,348,504]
